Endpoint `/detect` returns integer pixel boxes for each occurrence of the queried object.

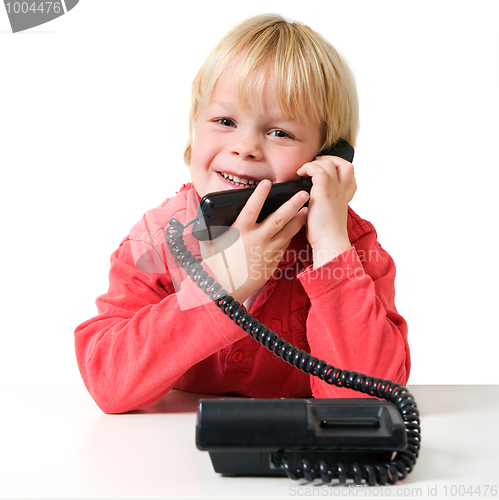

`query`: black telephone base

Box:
[196,398,406,478]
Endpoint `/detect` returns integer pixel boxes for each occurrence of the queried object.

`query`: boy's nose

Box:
[230,133,263,161]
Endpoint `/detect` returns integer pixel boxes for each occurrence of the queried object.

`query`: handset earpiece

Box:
[318,138,355,163]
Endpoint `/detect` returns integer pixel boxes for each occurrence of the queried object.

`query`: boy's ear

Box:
[318,139,355,163]
[183,143,193,167]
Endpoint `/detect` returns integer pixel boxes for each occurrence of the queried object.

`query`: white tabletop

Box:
[0,385,498,499]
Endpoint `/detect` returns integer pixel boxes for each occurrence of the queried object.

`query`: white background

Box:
[1,0,498,386]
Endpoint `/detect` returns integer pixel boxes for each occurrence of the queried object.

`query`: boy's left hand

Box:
[296,155,356,269]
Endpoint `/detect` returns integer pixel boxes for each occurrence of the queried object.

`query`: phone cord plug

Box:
[166,217,420,486]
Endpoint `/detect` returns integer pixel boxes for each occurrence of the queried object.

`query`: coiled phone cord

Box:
[166,217,421,486]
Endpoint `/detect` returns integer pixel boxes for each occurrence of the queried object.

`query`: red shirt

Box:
[75,183,410,414]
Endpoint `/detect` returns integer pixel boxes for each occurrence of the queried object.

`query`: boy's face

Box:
[189,69,323,198]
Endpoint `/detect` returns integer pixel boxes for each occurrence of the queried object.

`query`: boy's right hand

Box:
[203,180,309,305]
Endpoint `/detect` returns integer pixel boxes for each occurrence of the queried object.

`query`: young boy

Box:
[75,14,410,414]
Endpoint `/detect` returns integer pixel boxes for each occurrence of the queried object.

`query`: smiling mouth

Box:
[220,172,261,187]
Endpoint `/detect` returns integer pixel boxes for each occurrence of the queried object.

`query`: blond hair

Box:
[184,14,359,165]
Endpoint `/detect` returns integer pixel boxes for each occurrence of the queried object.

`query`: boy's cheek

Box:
[276,150,314,181]
[192,130,222,158]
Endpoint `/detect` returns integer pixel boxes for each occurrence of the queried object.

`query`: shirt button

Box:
[232,350,243,362]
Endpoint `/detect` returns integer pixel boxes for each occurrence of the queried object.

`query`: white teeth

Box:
[221,172,259,187]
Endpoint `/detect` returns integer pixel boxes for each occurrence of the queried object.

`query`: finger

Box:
[261,190,309,238]
[235,179,272,226]
[297,160,338,180]
[298,158,355,189]
[296,162,335,196]
[335,161,355,186]
[301,156,354,177]
[345,175,357,203]
[270,206,308,247]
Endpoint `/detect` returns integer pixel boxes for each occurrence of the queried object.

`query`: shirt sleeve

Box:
[74,238,246,414]
[298,230,410,399]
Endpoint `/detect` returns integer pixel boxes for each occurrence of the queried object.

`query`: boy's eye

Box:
[270,129,291,139]
[217,118,235,127]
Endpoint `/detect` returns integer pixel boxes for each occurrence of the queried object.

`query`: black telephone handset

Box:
[191,139,354,240]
